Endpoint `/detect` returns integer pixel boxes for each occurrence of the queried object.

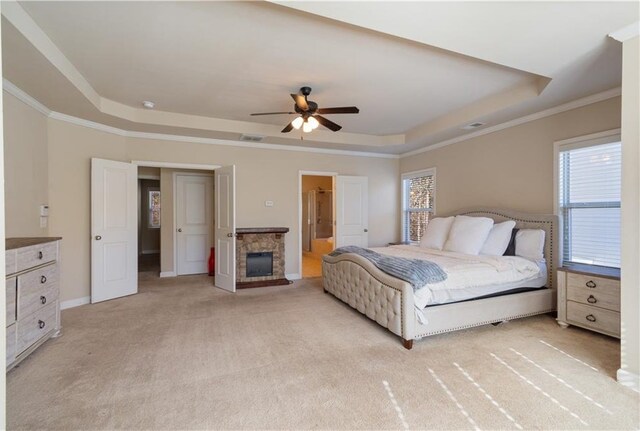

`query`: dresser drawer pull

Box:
[587,295,597,304]
[586,314,596,322]
[38,320,46,329]
[40,296,47,305]
[585,280,597,288]
[40,275,47,284]
[38,251,43,260]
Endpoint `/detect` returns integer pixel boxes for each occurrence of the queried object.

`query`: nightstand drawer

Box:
[567,301,620,336]
[567,285,619,312]
[566,272,619,294]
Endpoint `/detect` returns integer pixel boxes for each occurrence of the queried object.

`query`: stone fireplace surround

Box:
[236,227,290,288]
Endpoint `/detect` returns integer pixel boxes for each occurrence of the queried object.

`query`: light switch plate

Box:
[40,205,49,217]
[39,216,48,228]
[265,200,274,207]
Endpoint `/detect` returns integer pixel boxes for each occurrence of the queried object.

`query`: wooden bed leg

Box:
[402,338,413,350]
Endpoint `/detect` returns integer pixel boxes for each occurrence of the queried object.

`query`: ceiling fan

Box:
[250,86,359,133]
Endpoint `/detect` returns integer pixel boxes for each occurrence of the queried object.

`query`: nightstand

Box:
[557,264,620,338]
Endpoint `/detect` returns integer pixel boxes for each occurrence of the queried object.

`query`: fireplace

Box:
[246,252,273,277]
[236,227,290,288]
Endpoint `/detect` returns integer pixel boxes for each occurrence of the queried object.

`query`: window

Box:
[148,190,161,228]
[557,135,621,268]
[402,168,435,242]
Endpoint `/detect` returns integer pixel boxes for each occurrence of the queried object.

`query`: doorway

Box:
[300,174,335,278]
[138,171,161,279]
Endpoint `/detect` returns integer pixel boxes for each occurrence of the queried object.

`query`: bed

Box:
[321,208,559,349]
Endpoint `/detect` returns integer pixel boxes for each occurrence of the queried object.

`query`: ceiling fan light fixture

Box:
[292,116,304,130]
[302,121,313,133]
[307,116,319,130]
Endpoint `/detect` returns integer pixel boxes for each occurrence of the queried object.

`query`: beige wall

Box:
[3,91,48,237]
[620,35,639,389]
[159,168,214,274]
[39,114,400,302]
[400,97,622,216]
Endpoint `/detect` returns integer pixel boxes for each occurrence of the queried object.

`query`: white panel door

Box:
[214,166,236,292]
[176,174,214,275]
[91,158,138,303]
[336,176,368,248]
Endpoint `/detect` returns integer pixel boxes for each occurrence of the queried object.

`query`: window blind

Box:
[559,141,621,268]
[402,173,435,242]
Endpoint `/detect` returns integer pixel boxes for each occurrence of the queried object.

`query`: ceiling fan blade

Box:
[281,122,294,133]
[316,107,360,114]
[291,93,309,111]
[314,115,342,132]
[250,111,295,116]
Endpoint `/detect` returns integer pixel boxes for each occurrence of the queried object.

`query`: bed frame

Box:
[322,208,559,349]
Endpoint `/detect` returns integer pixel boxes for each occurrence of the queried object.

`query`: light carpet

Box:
[7,275,639,430]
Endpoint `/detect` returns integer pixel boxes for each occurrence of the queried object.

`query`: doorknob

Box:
[95,235,102,240]
[177,228,183,232]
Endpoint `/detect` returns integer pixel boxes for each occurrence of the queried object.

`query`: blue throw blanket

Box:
[329,246,447,291]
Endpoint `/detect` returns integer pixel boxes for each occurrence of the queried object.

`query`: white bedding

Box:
[370,245,547,309]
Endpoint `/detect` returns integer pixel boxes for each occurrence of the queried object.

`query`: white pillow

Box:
[515,229,545,261]
[480,220,517,256]
[419,216,454,250]
[443,215,494,255]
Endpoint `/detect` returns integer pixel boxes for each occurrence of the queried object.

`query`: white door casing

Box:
[335,176,368,248]
[215,166,236,292]
[176,174,214,275]
[91,158,138,303]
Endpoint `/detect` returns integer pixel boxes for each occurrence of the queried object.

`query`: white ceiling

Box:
[2,1,638,155]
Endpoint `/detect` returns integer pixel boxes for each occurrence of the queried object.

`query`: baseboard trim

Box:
[141,250,160,255]
[286,273,301,280]
[60,296,91,310]
[617,369,640,392]
[159,271,176,278]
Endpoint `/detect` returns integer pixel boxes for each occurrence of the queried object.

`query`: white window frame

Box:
[553,128,621,268]
[401,167,436,243]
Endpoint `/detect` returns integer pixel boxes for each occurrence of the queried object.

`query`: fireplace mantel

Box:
[236,227,290,289]
[236,227,289,235]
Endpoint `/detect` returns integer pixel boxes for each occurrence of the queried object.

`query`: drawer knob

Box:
[586,314,596,322]
[40,296,47,305]
[40,275,47,284]
[585,280,596,288]
[587,295,597,304]
[38,320,45,329]
[37,251,43,260]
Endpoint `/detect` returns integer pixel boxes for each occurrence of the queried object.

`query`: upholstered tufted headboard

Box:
[440,208,559,289]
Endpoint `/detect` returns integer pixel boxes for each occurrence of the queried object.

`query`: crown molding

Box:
[609,21,640,42]
[2,79,51,117]
[400,86,622,158]
[3,79,398,159]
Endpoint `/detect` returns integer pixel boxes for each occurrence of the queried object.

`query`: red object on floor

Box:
[208,247,215,276]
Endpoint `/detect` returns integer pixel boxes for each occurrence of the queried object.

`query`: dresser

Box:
[6,237,62,370]
[557,265,620,338]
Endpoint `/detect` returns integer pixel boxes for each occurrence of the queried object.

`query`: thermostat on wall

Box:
[265,201,274,207]
[40,205,49,217]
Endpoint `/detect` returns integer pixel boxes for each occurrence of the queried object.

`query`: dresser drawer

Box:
[567,301,620,336]
[6,323,16,365]
[6,249,17,276]
[17,264,59,300]
[16,302,58,354]
[6,278,16,326]
[566,272,619,294]
[567,285,619,312]
[16,242,58,273]
[18,283,59,320]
